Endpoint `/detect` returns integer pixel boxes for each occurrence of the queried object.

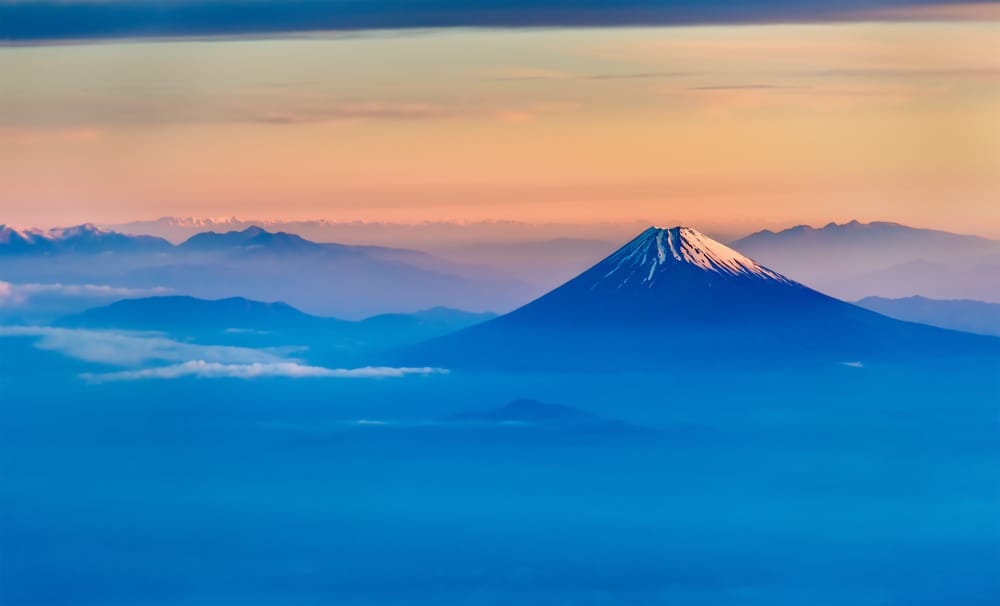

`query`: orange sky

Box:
[1,20,999,235]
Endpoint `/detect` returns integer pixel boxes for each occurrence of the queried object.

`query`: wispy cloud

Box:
[0,325,286,366]
[0,325,449,382]
[673,82,945,114]
[492,68,574,81]
[81,361,448,382]
[0,127,102,144]
[492,68,693,82]
[844,2,1000,22]
[806,67,1000,79]
[688,84,809,91]
[0,92,582,128]
[586,71,694,81]
[0,281,168,307]
[249,102,452,125]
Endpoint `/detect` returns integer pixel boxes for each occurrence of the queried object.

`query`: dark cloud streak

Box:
[0,1,984,44]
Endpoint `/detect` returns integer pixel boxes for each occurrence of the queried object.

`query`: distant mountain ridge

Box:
[856,296,1000,338]
[731,220,1000,301]
[0,225,536,317]
[0,223,171,255]
[404,226,1000,370]
[105,216,650,247]
[178,226,323,253]
[737,220,995,247]
[0,224,414,258]
[59,295,330,333]
[59,295,497,362]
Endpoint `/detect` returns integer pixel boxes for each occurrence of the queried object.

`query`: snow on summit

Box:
[600,226,792,288]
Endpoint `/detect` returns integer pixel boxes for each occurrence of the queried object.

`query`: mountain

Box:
[730,220,1000,301]
[447,398,602,424]
[856,296,1000,338]
[0,224,171,256]
[444,398,647,434]
[106,216,649,248]
[58,296,495,359]
[403,226,1000,370]
[177,226,325,254]
[0,225,47,254]
[0,225,535,317]
[108,218,646,289]
[176,226,464,269]
[58,295,337,334]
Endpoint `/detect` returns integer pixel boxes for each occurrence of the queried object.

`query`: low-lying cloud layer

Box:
[0,325,447,382]
[0,280,168,308]
[0,325,289,366]
[81,361,448,382]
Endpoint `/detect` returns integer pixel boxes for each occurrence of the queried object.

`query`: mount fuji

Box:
[404,226,1000,370]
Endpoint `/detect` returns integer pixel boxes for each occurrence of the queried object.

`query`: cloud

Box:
[0,325,449,382]
[492,68,694,82]
[0,281,17,306]
[492,68,574,81]
[0,325,286,366]
[80,360,448,382]
[585,71,694,81]
[844,2,1000,22]
[0,280,169,307]
[0,127,102,143]
[687,84,809,91]
[673,82,944,114]
[0,92,578,128]
[1,282,34,307]
[0,1,991,44]
[249,102,452,125]
[807,67,1000,79]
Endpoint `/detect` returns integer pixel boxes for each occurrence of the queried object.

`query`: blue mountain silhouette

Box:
[404,226,1000,370]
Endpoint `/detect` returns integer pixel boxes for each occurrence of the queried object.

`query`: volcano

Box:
[404,226,1000,370]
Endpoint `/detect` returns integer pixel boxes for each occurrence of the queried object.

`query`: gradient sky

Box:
[1,2,999,235]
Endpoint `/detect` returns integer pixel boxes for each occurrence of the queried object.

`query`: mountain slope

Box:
[404,226,1000,370]
[58,295,336,334]
[856,296,1000,337]
[58,296,496,359]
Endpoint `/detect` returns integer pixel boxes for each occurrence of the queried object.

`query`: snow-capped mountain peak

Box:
[0,225,36,244]
[599,226,792,288]
[43,223,110,239]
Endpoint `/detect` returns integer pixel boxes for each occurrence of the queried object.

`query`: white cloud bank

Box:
[0,325,284,366]
[0,325,447,382]
[0,280,168,307]
[81,361,448,383]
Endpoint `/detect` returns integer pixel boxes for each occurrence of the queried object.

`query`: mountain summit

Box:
[600,226,791,288]
[0,223,171,255]
[404,226,999,370]
[496,225,823,327]
[580,227,794,290]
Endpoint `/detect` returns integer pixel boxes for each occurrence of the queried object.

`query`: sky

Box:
[1,1,999,236]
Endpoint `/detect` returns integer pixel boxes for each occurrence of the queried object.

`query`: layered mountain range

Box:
[405,226,1000,369]
[731,220,1000,301]
[0,224,537,318]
